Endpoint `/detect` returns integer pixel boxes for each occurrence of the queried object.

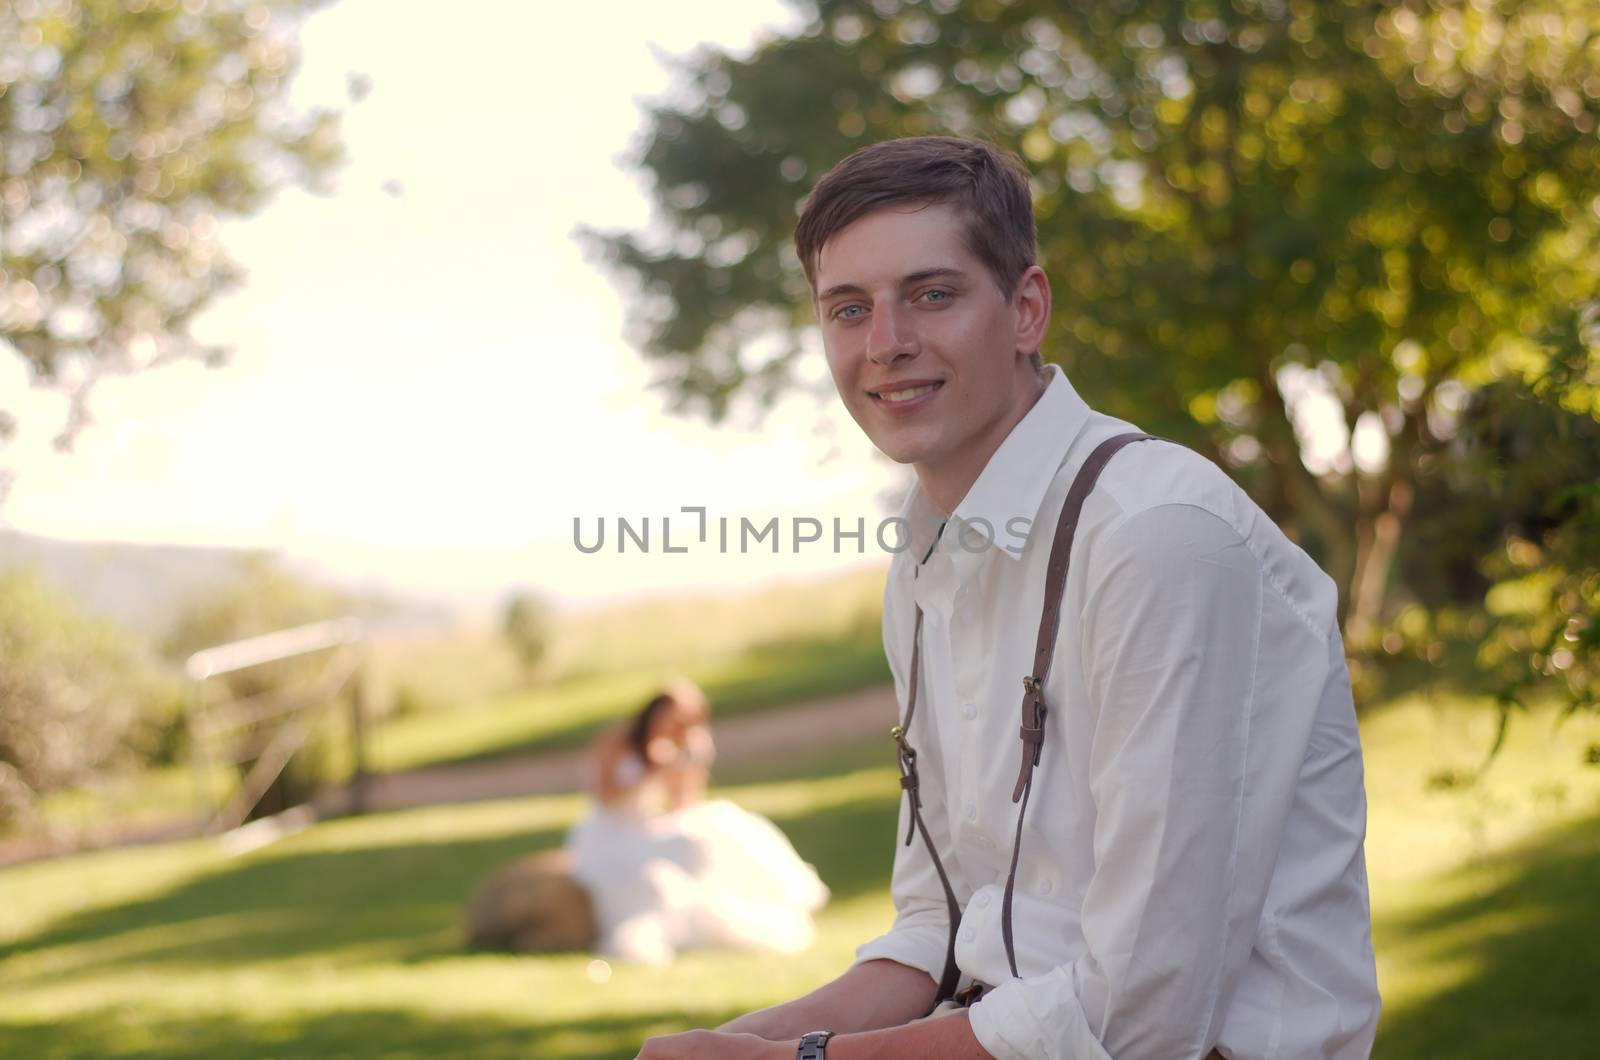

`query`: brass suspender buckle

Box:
[1021,675,1047,767]
[891,723,920,843]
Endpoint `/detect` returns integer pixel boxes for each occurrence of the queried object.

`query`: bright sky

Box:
[1,0,903,607]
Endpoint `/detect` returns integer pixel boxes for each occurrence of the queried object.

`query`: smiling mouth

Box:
[869,381,943,404]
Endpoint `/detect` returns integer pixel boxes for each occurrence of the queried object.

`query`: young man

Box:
[637,137,1379,1060]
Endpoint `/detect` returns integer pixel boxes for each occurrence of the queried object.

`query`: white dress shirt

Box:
[853,365,1380,1059]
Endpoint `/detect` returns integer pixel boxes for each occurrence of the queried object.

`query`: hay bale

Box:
[463,848,598,953]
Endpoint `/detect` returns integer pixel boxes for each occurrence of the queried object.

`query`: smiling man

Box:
[637,137,1379,1060]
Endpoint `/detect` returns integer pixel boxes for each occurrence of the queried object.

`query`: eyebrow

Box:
[817,266,970,303]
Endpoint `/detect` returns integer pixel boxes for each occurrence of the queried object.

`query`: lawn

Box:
[3,695,1597,1059]
[366,620,893,774]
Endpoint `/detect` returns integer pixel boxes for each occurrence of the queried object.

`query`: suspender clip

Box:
[1013,674,1049,802]
[1022,675,1047,765]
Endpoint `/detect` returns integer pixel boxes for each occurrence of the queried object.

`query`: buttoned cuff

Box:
[851,924,950,985]
[967,967,1113,1060]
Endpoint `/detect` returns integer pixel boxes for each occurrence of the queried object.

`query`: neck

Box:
[916,366,1049,515]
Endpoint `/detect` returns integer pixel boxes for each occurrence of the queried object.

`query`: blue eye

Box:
[835,304,865,320]
[921,289,951,303]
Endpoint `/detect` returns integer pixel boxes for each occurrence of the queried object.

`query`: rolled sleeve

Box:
[969,968,1114,1060]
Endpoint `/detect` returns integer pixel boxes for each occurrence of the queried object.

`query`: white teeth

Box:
[879,384,938,403]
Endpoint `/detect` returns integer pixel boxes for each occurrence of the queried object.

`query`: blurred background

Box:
[1,1,1596,1057]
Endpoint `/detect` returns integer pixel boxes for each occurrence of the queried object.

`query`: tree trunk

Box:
[1257,367,1359,624]
[1346,468,1416,649]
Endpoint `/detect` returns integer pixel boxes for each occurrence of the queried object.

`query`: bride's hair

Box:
[626,692,677,760]
[625,679,708,761]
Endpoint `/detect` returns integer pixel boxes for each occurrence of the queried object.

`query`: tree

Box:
[0,0,344,470]
[1398,329,1600,739]
[502,589,552,680]
[583,0,1600,706]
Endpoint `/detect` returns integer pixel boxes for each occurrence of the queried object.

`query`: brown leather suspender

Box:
[892,432,1158,1005]
[892,607,965,1006]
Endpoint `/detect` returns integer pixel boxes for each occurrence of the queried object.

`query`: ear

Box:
[1011,265,1052,356]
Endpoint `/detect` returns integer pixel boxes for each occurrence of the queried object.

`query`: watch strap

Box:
[796,1029,833,1059]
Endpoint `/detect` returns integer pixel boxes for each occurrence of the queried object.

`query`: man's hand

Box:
[635,1029,792,1059]
[634,959,940,1059]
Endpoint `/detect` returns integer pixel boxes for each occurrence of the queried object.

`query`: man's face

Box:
[813,201,1042,481]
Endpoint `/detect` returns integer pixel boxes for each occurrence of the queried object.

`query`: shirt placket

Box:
[928,537,1006,878]
[911,542,964,838]
[948,542,1004,880]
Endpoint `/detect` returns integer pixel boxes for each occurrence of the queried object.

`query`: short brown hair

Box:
[794,136,1038,303]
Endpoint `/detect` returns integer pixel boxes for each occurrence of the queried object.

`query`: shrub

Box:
[0,569,174,828]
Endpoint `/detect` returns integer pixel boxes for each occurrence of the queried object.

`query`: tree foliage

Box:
[0,0,343,457]
[585,0,1600,714]
[501,589,552,679]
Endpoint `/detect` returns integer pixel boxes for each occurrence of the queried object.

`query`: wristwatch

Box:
[796,1030,833,1059]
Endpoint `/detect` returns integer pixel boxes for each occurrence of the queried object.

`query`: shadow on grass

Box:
[1374,809,1600,1059]
[0,823,569,976]
[0,731,906,1059]
[3,740,903,975]
[0,1002,747,1060]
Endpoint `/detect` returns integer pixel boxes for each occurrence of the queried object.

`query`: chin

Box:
[866,430,931,466]
[878,448,921,466]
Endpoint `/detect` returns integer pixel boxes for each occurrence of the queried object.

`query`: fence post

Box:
[186,681,219,826]
[349,661,369,816]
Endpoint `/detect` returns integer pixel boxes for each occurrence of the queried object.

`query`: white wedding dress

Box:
[565,753,830,965]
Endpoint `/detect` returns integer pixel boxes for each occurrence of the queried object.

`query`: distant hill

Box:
[0,531,466,640]
[0,531,257,635]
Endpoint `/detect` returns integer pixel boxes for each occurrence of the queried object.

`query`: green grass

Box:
[537,567,887,682]
[0,746,901,1060]
[4,693,1598,1059]
[367,624,890,773]
[1360,691,1600,1058]
[25,761,234,835]
[367,563,892,772]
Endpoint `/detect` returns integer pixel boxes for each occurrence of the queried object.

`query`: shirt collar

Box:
[896,364,1093,564]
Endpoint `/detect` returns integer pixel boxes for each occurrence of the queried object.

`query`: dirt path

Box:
[1,685,899,868]
[315,684,899,814]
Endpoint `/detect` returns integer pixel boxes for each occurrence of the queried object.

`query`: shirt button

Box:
[1038,879,1054,896]
[962,702,977,720]
[975,892,991,908]
[961,927,976,943]
[964,803,977,822]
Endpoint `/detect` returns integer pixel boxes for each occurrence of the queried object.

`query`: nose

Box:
[866,297,917,366]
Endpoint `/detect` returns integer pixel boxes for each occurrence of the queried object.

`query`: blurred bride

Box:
[565,679,830,965]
